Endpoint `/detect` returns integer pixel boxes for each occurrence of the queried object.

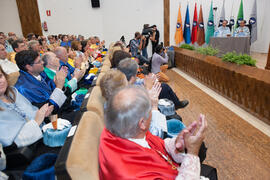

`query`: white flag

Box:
[250,0,257,43]
[219,0,226,26]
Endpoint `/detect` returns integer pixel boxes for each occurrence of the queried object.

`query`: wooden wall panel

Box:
[164,0,170,47]
[16,0,43,37]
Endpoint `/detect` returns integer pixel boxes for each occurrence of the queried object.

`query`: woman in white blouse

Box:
[0,66,53,148]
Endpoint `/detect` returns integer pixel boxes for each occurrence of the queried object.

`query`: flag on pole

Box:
[249,0,257,43]
[175,4,184,45]
[184,4,191,44]
[236,0,244,28]
[197,4,205,46]
[219,0,226,26]
[205,1,214,44]
[191,3,198,44]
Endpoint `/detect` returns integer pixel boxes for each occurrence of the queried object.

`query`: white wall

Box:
[37,0,164,51]
[1,0,268,53]
[170,0,270,53]
[0,0,23,37]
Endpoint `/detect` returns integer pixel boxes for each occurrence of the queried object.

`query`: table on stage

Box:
[209,36,250,57]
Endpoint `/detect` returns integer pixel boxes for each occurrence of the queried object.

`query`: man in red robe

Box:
[99,86,207,180]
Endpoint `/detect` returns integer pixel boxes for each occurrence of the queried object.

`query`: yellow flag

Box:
[175,5,184,44]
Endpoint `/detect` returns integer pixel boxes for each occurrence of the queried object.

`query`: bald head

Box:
[54,47,68,62]
[105,85,151,139]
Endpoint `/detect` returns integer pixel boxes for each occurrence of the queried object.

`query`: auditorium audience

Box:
[99,85,207,179]
[0,44,19,74]
[0,66,53,148]
[235,20,250,37]
[151,44,169,82]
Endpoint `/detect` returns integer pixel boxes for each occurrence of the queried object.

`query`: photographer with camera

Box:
[141,24,151,59]
[150,25,160,55]
[130,32,149,65]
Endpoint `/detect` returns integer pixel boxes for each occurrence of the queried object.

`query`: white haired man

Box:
[99,85,208,179]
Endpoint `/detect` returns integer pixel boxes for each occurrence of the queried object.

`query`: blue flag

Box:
[184,4,191,44]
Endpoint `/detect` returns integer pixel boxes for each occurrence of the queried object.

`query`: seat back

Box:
[66,111,104,180]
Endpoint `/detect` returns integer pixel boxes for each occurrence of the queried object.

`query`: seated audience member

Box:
[28,40,41,54]
[0,66,53,148]
[14,50,67,113]
[71,40,84,57]
[235,20,250,37]
[60,35,71,47]
[100,69,167,138]
[54,47,82,80]
[26,33,36,41]
[0,44,19,74]
[8,32,17,40]
[38,36,49,54]
[0,35,13,53]
[151,44,169,82]
[130,32,149,65]
[111,50,131,68]
[10,39,28,64]
[42,52,84,94]
[117,58,189,109]
[215,20,231,37]
[99,85,207,179]
[47,35,57,51]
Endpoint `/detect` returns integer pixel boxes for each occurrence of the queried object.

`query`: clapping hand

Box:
[175,114,207,155]
[147,81,162,110]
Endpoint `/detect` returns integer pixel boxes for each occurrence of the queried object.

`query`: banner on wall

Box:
[175,5,184,45]
[191,3,198,44]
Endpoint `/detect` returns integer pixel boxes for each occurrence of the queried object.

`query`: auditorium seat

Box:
[66,111,104,180]
[95,73,105,86]
[100,64,110,73]
[86,86,105,119]
[8,71,19,86]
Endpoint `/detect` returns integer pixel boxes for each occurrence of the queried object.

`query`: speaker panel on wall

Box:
[91,0,100,8]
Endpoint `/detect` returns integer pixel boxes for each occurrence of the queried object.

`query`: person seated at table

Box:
[151,44,169,82]
[215,20,231,37]
[99,85,208,179]
[235,20,250,37]
[0,66,53,148]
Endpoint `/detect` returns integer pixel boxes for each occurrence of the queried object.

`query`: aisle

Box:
[166,69,270,180]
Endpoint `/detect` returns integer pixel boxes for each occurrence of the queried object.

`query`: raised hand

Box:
[147,81,162,110]
[35,103,50,125]
[183,114,207,155]
[73,68,85,81]
[54,67,67,89]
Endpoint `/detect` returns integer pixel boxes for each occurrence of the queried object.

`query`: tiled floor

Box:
[166,70,270,180]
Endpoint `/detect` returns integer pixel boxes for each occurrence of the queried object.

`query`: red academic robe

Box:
[99,128,179,180]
